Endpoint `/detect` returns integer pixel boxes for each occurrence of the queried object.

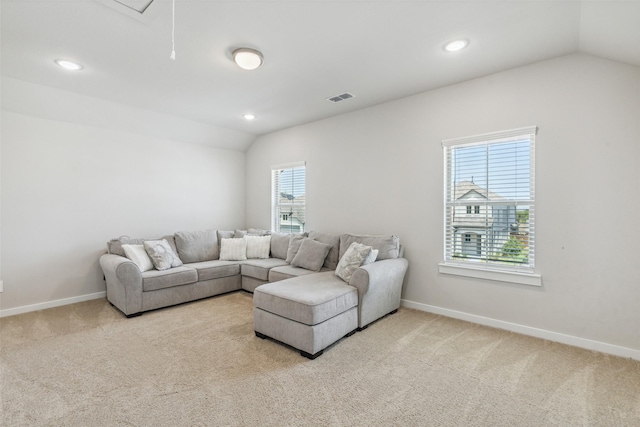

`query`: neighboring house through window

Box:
[271,162,306,233]
[440,126,540,286]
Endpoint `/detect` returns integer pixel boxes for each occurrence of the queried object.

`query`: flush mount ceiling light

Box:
[55,59,83,71]
[444,39,469,52]
[232,48,263,70]
[243,114,256,121]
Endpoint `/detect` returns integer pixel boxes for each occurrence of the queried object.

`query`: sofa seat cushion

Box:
[242,258,289,281]
[142,267,198,292]
[186,260,241,281]
[254,272,358,326]
[268,265,332,282]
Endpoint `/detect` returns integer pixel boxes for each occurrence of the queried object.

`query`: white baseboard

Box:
[0,291,107,318]
[401,299,640,362]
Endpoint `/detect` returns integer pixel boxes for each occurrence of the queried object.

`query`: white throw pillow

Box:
[219,238,247,261]
[361,249,379,266]
[335,242,372,283]
[245,235,271,259]
[122,244,155,272]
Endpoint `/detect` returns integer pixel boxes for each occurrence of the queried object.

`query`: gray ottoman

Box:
[253,272,358,359]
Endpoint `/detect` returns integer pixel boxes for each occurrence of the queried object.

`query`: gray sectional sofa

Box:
[100,229,408,358]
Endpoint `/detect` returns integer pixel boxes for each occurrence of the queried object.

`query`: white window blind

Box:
[271,162,306,233]
[442,126,537,275]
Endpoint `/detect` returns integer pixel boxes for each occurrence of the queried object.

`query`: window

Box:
[271,162,306,233]
[440,126,540,286]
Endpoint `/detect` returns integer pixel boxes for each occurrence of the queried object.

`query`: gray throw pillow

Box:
[143,239,183,271]
[285,234,307,263]
[335,242,372,283]
[308,231,340,270]
[291,239,332,272]
[174,229,218,263]
[234,229,248,238]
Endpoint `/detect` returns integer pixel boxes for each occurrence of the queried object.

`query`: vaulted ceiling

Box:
[2,1,639,137]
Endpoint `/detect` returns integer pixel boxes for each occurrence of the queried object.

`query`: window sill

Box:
[438,263,542,287]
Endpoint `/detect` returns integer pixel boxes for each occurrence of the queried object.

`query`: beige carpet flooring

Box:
[1,292,639,426]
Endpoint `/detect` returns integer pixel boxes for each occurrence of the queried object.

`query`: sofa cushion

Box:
[242,258,289,281]
[144,239,183,271]
[254,272,358,326]
[219,238,247,261]
[285,234,307,263]
[174,229,219,263]
[142,266,197,291]
[339,233,400,261]
[107,235,178,258]
[248,228,271,236]
[335,242,372,283]
[122,244,155,272]
[290,239,332,272]
[270,232,290,260]
[245,235,272,259]
[185,260,241,281]
[308,231,340,270]
[217,230,235,243]
[268,265,331,282]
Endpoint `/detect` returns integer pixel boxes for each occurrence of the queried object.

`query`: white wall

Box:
[246,53,640,353]
[0,80,249,313]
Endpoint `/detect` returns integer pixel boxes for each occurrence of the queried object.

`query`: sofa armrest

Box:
[349,257,409,328]
[100,253,143,316]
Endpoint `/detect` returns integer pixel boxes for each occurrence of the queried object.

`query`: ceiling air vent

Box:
[112,0,155,14]
[326,92,355,103]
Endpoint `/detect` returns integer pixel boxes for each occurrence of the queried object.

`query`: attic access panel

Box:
[113,0,154,14]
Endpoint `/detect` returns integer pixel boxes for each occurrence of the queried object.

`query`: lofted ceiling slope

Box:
[1,1,639,144]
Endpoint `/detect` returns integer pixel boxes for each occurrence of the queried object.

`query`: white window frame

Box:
[271,161,306,234]
[439,126,541,287]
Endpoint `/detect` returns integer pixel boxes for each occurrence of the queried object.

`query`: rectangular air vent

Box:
[326,92,355,103]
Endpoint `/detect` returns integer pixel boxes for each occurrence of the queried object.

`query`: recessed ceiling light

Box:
[243,114,256,121]
[232,48,263,70]
[55,59,83,71]
[444,39,468,52]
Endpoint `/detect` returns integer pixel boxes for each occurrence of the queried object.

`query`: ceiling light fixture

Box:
[243,114,256,121]
[55,59,83,71]
[233,48,263,70]
[444,39,469,52]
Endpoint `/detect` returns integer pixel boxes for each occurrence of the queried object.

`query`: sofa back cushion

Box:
[107,235,178,258]
[174,229,219,263]
[248,228,271,236]
[308,231,341,270]
[270,232,290,260]
[339,233,400,261]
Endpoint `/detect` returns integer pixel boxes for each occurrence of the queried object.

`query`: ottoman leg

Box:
[300,350,323,360]
[255,331,267,339]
